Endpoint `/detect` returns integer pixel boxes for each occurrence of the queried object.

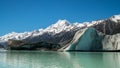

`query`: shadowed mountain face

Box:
[92,19,120,35]
[24,29,79,46]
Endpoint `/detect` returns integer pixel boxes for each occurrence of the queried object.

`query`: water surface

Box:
[0,51,120,68]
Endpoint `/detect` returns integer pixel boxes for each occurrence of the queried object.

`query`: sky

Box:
[0,0,120,36]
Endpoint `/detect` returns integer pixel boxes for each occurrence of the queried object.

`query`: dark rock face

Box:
[23,28,81,47]
[92,19,120,35]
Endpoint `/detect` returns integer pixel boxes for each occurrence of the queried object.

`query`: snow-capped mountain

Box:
[110,15,120,22]
[0,20,86,43]
[0,14,120,46]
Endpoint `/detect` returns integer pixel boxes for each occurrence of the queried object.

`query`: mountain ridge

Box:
[0,14,120,48]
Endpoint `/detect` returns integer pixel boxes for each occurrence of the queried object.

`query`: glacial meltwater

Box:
[0,51,120,68]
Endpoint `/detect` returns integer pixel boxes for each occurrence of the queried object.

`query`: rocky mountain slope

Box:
[0,20,87,46]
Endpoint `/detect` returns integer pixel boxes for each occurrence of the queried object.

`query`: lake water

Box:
[0,51,120,68]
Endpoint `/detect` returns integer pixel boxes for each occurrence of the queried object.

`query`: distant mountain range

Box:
[0,14,120,51]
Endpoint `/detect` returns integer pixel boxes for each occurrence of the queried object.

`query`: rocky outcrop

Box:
[6,40,60,50]
[102,34,120,50]
[92,15,120,35]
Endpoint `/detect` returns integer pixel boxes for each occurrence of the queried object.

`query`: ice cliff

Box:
[59,28,120,51]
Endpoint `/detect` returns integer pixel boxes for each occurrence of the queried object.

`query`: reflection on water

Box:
[0,51,120,68]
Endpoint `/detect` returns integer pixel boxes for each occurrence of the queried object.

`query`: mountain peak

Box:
[110,14,120,22]
[54,19,70,27]
[112,14,120,19]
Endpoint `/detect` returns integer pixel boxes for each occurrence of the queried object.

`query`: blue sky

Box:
[0,0,120,36]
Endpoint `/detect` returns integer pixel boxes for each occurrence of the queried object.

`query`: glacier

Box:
[59,28,103,51]
[68,28,103,51]
[59,28,120,51]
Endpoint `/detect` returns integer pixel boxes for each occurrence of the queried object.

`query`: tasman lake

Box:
[0,51,120,68]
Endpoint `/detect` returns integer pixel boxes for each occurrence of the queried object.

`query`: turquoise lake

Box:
[0,51,120,68]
